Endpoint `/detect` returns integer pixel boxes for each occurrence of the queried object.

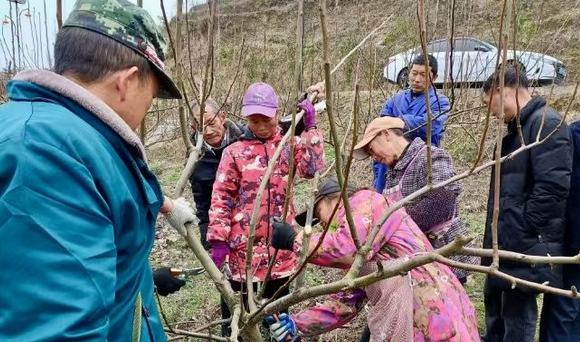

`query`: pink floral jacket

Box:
[292,190,480,341]
[207,127,324,282]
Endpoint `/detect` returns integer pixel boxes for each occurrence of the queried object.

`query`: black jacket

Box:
[483,96,572,290]
[189,120,243,249]
[567,121,580,252]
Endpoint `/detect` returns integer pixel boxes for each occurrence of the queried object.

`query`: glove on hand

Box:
[210,241,230,269]
[272,222,297,251]
[165,197,196,237]
[297,99,316,130]
[265,313,300,342]
[153,267,186,296]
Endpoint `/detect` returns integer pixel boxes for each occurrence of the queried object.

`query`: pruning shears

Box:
[170,267,205,280]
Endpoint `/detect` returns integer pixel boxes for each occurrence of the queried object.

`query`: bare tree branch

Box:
[165,328,229,341]
[320,0,361,251]
[417,0,433,186]
[432,254,580,298]
[491,0,511,269]
[460,247,580,265]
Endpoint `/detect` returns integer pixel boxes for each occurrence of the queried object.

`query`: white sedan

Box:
[384,37,567,88]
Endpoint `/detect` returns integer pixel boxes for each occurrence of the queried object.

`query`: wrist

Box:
[160,196,174,215]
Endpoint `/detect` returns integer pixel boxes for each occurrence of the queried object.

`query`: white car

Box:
[384,37,567,88]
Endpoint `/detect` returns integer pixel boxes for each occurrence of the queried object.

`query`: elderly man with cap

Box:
[0,0,195,340]
[352,116,477,283]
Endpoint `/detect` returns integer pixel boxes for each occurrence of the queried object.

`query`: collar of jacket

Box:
[11,70,147,160]
[393,137,426,172]
[196,119,243,153]
[508,95,547,132]
[404,86,437,101]
[239,125,283,143]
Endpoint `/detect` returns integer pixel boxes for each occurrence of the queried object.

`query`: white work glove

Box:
[164,197,197,237]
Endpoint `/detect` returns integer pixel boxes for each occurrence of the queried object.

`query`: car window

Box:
[453,38,474,51]
[422,38,492,53]
[454,38,490,52]
[426,40,450,53]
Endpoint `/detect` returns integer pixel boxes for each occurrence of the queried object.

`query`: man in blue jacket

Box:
[0,1,195,341]
[373,54,450,192]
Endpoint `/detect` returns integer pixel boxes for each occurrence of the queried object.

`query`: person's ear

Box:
[115,66,139,102]
[218,110,226,122]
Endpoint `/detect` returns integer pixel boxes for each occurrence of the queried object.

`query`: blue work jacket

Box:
[373,87,450,192]
[0,80,167,341]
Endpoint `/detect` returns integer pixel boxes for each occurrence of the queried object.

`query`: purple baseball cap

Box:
[241,82,279,118]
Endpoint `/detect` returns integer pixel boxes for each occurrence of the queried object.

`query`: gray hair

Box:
[192,98,221,117]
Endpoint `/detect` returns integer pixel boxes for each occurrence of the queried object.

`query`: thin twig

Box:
[320,0,361,251]
[165,328,229,342]
[432,254,580,298]
[460,247,580,265]
[491,0,511,269]
[330,14,394,75]
[417,0,433,186]
[260,0,305,298]
[295,173,320,289]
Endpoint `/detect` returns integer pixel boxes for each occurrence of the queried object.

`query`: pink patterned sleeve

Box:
[207,147,240,242]
[299,192,400,268]
[294,128,325,179]
[293,289,367,336]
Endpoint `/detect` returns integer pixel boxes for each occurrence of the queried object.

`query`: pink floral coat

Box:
[292,190,480,341]
[207,127,324,282]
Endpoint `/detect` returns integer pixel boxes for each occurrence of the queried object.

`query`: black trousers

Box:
[220,277,290,337]
[483,276,538,342]
[540,263,580,342]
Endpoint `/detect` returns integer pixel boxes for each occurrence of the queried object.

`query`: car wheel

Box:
[397,68,409,88]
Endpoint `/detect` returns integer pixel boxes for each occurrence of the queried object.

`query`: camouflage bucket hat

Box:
[64,0,182,99]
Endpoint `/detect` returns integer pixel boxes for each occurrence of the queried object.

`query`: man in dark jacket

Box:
[481,66,572,342]
[539,121,580,342]
[189,98,243,250]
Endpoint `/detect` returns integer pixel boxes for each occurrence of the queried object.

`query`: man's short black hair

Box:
[54,27,153,84]
[483,65,529,94]
[411,54,438,76]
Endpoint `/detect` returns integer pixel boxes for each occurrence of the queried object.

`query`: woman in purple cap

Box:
[206,82,326,335]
